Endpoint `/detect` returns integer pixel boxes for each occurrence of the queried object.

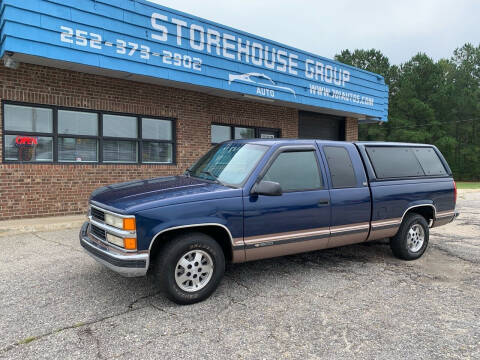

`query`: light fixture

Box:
[243,94,275,103]
[3,52,19,70]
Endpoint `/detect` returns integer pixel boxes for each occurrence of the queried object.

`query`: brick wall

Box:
[0,63,299,220]
[345,117,359,141]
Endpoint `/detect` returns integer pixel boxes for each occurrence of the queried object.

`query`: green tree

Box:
[334,49,394,83]
[448,44,480,179]
[335,44,480,180]
[388,53,443,144]
[335,49,394,141]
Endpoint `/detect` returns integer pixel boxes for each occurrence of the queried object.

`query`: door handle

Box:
[318,199,330,206]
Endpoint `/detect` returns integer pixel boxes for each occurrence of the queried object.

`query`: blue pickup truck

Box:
[80,140,458,304]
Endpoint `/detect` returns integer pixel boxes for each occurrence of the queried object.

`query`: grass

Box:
[456,182,480,190]
[17,336,37,345]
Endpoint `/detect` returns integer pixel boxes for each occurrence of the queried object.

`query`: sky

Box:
[146,0,479,65]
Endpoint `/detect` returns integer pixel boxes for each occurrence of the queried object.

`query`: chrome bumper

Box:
[432,209,460,228]
[79,222,149,277]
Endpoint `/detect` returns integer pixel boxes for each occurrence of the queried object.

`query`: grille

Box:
[90,224,106,241]
[91,207,105,222]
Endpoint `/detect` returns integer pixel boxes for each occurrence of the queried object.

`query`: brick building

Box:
[0,0,388,220]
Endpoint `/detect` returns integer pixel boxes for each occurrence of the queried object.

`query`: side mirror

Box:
[252,181,282,196]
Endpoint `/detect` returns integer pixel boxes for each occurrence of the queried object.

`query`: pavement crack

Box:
[150,303,178,317]
[431,244,480,265]
[224,274,251,290]
[78,327,104,360]
[0,306,149,355]
[31,232,83,253]
[219,294,248,313]
[128,291,161,309]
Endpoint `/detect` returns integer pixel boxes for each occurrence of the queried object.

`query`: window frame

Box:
[57,108,100,163]
[256,145,324,193]
[211,123,281,144]
[2,101,176,165]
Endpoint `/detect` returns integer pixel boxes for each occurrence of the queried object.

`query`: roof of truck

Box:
[225,139,434,147]
[219,139,341,146]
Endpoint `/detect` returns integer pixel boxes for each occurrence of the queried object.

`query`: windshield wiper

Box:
[184,169,192,177]
[200,171,224,185]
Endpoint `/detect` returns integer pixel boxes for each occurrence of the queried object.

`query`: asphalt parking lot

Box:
[0,191,479,359]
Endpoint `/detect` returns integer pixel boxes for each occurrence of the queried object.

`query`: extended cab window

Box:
[263,151,322,192]
[366,146,447,179]
[324,146,357,188]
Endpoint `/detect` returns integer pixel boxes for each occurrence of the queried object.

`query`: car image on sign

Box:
[228,72,296,98]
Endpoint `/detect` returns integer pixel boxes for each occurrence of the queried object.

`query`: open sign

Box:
[15,136,38,146]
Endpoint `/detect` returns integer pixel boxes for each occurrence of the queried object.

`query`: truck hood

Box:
[90,176,242,214]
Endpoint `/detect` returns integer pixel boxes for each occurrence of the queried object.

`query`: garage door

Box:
[298,111,345,140]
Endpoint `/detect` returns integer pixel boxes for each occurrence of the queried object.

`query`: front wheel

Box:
[390,213,429,261]
[154,232,225,305]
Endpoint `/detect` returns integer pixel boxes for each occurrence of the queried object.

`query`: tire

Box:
[153,232,225,305]
[390,213,429,261]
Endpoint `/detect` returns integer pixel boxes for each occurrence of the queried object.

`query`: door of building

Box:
[298,111,345,140]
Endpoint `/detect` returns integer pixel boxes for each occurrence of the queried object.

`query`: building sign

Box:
[15,136,38,146]
[14,136,38,161]
[0,0,388,121]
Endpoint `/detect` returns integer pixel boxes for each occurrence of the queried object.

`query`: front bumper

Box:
[79,222,149,277]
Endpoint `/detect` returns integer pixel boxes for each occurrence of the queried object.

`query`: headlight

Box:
[107,233,124,248]
[106,234,137,250]
[104,213,124,229]
[104,213,136,231]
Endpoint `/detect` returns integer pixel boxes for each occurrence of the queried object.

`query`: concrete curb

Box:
[0,215,86,238]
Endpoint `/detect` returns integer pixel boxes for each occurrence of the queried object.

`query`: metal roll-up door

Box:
[298,111,346,140]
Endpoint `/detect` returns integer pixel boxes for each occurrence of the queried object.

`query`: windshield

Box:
[189,143,269,186]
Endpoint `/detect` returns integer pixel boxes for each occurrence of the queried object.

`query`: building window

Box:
[211,125,231,144]
[4,104,53,133]
[2,102,175,164]
[141,118,174,164]
[4,135,53,162]
[3,104,53,162]
[58,110,98,162]
[235,127,255,140]
[103,114,138,163]
[211,124,280,144]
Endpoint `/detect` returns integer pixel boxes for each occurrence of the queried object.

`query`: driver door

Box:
[243,145,331,261]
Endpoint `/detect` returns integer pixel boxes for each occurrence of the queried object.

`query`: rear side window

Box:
[324,146,357,188]
[263,151,322,192]
[366,146,447,179]
[413,148,447,176]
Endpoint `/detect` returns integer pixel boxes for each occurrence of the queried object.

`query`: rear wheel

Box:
[390,213,429,260]
[154,232,225,305]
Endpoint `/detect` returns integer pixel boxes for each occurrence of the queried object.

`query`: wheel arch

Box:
[401,204,437,227]
[148,224,235,264]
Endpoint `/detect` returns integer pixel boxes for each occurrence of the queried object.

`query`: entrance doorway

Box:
[298,111,345,140]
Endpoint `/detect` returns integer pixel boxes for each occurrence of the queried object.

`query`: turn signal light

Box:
[124,238,137,250]
[123,218,136,231]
